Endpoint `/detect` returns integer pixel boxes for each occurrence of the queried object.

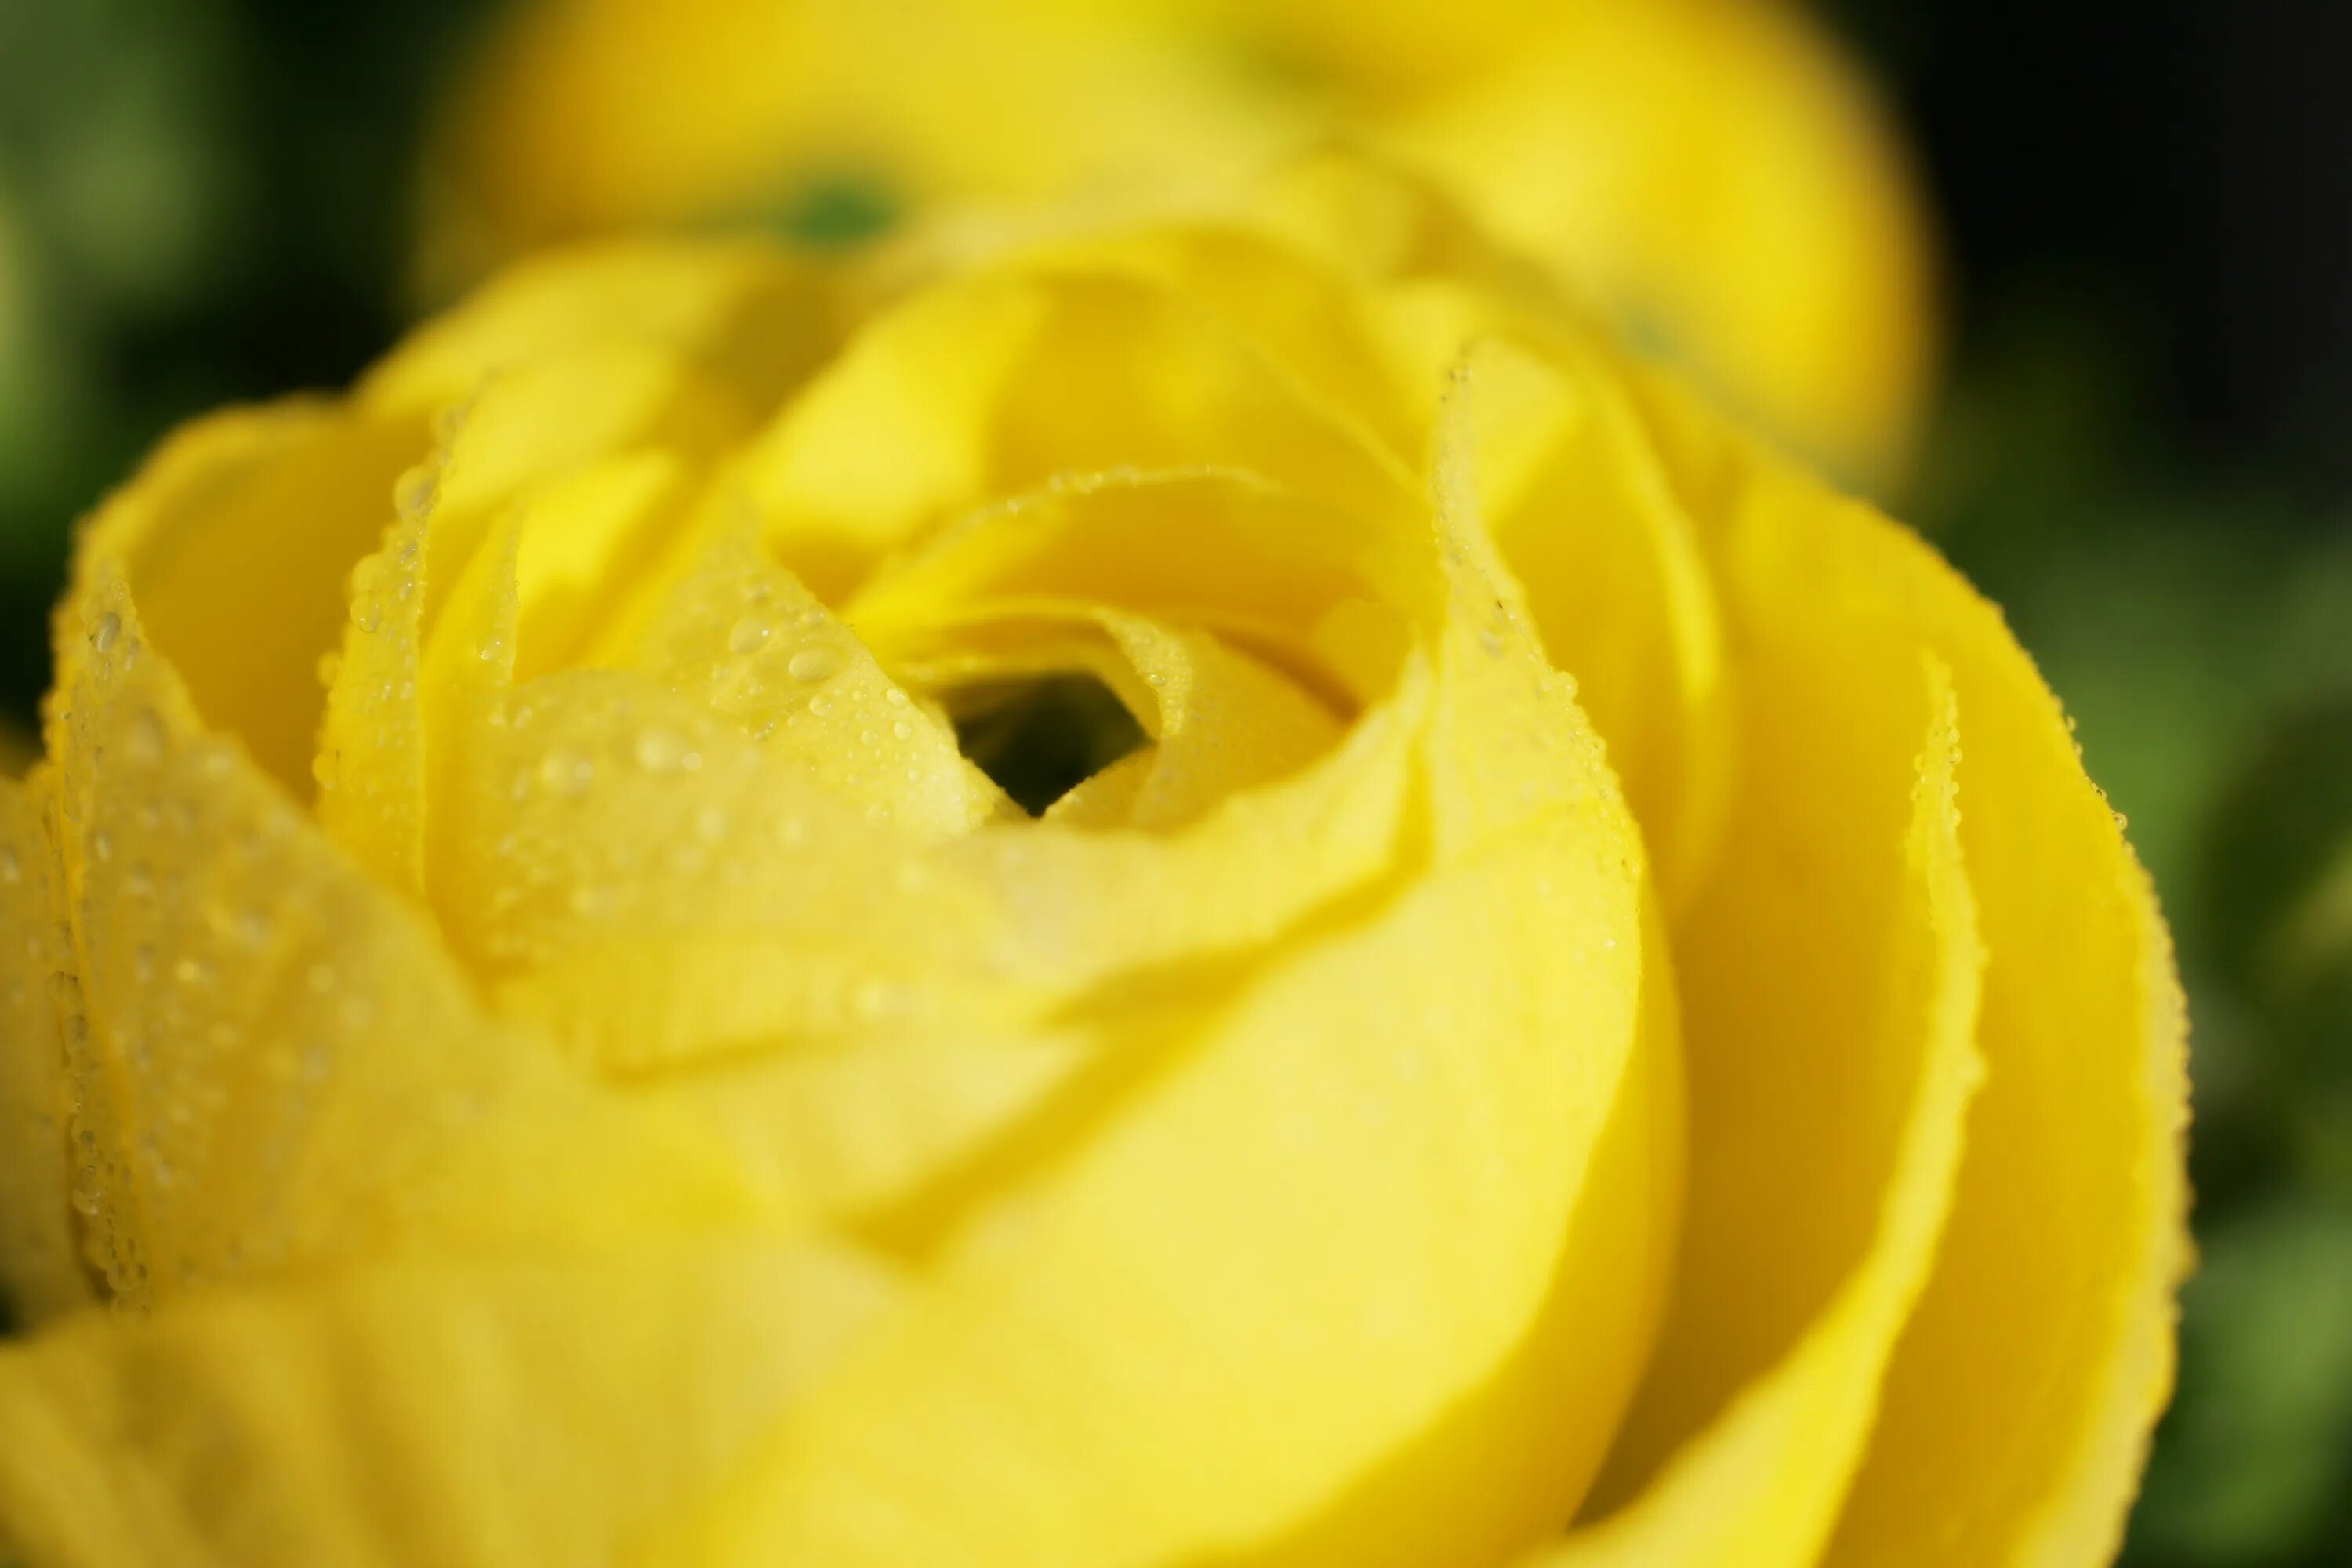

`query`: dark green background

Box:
[2,2,2349,1561]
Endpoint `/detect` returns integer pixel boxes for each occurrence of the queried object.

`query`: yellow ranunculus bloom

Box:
[420,0,1936,483]
[0,160,2176,1566]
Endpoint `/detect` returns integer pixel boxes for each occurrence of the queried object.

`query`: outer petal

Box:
[0,1237,898,1568]
[1443,335,1730,901]
[0,771,90,1325]
[1532,663,1982,1566]
[1634,376,2190,1565]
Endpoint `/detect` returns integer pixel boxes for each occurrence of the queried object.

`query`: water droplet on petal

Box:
[394,466,439,520]
[91,613,120,654]
[728,616,772,655]
[539,748,594,796]
[851,977,911,1023]
[568,884,619,919]
[634,728,688,773]
[125,708,165,765]
[788,646,843,683]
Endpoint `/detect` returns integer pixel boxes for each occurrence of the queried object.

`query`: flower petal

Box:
[1445,336,1730,900]
[639,812,1667,1568]
[1531,661,1982,1566]
[44,572,766,1308]
[732,265,1417,597]
[0,1236,898,1568]
[67,405,426,797]
[0,770,91,1325]
[367,239,839,419]
[1636,377,2190,1565]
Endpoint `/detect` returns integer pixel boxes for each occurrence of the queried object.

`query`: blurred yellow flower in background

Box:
[421,0,1937,482]
[0,157,2173,1567]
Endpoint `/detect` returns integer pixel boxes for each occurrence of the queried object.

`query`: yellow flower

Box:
[0,160,2177,1567]
[420,0,1936,483]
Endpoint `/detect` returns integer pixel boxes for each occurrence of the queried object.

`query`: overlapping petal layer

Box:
[0,162,2179,1567]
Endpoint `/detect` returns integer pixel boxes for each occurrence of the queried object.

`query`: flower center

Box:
[946,673,1148,817]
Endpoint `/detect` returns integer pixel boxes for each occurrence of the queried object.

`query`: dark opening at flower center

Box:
[948,674,1148,817]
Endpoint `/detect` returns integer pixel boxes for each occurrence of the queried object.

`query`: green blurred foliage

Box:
[2135,1202,2352,1565]
[0,0,486,723]
[0,2,2348,1563]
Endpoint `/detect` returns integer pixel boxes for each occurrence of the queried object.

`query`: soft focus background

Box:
[1,2,2347,1562]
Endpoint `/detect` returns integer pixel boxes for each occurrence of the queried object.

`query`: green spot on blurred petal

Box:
[768,172,903,252]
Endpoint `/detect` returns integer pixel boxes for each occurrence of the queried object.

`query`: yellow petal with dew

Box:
[44,572,767,1311]
[627,522,1006,837]
[1445,334,1730,901]
[1628,369,2190,1564]
[315,489,432,895]
[441,670,1020,1065]
[1534,660,1982,1565]
[67,404,426,798]
[321,340,755,892]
